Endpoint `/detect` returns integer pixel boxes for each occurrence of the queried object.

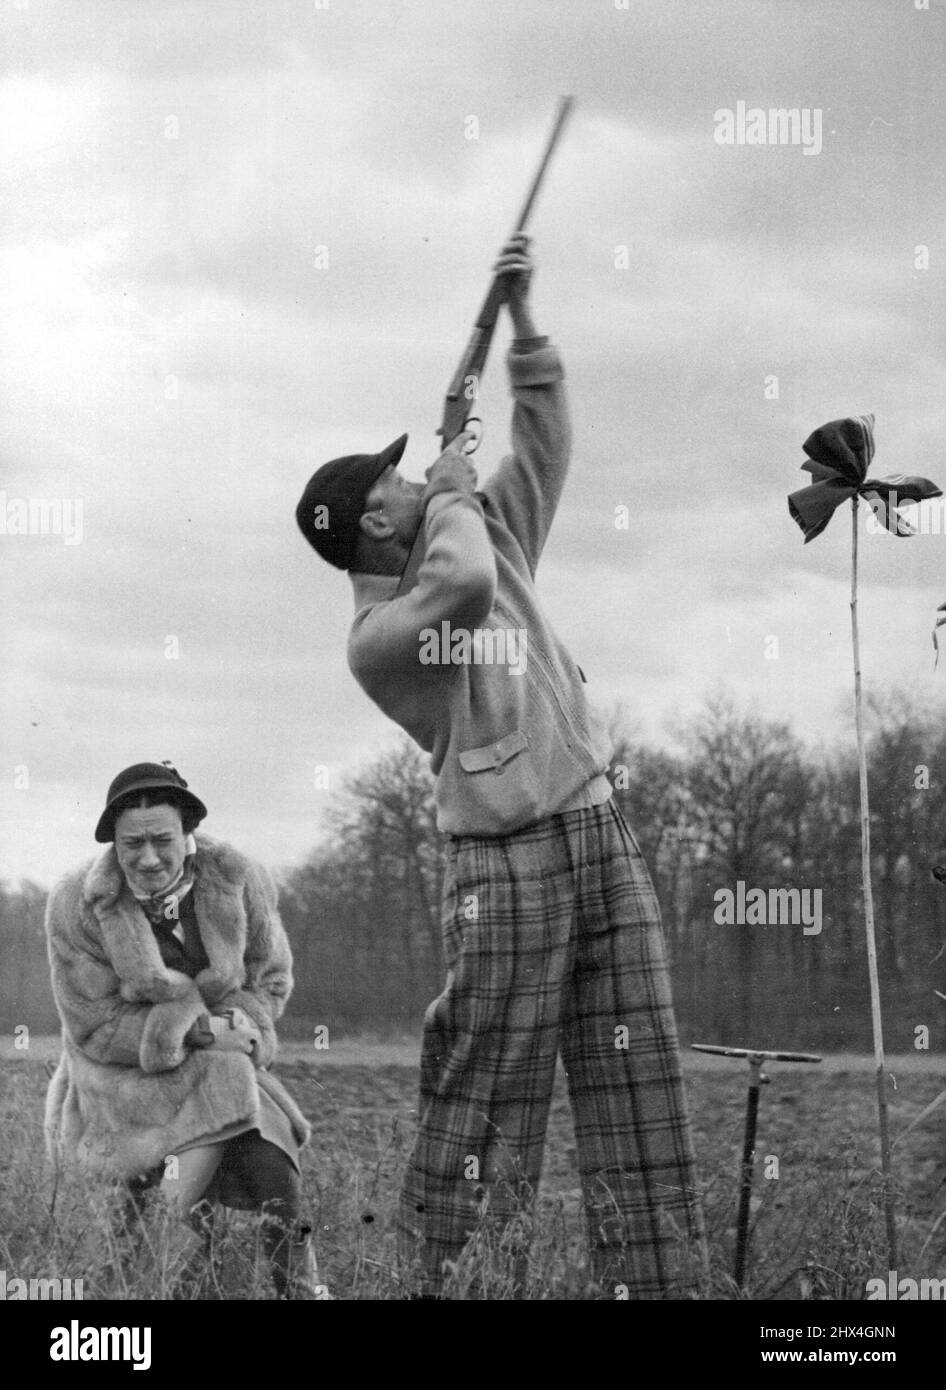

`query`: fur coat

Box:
[44,833,310,1180]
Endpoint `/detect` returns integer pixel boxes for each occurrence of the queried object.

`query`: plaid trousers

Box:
[398,797,705,1298]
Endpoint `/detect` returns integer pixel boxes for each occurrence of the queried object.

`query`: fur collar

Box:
[82,834,250,1007]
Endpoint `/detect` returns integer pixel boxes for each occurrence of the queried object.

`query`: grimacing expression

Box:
[114,803,187,895]
[362,466,425,546]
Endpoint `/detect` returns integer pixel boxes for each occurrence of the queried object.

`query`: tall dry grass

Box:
[0,1053,943,1300]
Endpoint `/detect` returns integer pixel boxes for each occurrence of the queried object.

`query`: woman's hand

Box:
[209,1008,261,1058]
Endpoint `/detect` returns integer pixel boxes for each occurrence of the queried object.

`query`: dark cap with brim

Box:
[295,433,408,570]
[95,762,207,843]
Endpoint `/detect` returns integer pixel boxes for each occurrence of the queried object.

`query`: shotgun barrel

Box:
[438,97,575,451]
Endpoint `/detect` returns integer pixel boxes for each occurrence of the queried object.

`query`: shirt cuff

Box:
[507,341,564,386]
[510,335,550,354]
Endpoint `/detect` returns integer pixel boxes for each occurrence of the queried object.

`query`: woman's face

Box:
[113,802,187,895]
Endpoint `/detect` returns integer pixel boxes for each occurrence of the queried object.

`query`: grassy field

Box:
[0,1038,943,1300]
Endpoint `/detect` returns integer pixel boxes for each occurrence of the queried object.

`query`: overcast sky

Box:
[2,0,945,887]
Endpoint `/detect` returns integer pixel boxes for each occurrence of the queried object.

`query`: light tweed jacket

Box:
[44,833,310,1180]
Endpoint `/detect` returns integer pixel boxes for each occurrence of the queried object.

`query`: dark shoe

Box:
[267,1223,330,1300]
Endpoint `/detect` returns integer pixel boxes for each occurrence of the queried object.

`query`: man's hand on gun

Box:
[421,433,479,505]
[494,233,537,338]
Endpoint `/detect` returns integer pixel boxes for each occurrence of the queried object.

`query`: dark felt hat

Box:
[295,433,408,570]
[95,762,207,843]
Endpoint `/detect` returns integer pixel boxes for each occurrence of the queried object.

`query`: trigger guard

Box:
[462,417,483,453]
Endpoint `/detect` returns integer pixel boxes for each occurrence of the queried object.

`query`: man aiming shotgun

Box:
[295,113,704,1298]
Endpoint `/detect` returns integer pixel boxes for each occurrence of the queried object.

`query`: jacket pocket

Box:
[454,730,542,831]
[458,729,529,773]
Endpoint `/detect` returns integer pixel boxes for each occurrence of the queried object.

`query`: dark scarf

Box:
[150,891,210,977]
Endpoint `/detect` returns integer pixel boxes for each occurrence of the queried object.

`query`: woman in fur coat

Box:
[44,760,323,1299]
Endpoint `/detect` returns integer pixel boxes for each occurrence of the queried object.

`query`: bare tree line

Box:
[3,692,945,1051]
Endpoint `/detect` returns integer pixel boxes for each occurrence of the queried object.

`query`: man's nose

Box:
[138,842,160,866]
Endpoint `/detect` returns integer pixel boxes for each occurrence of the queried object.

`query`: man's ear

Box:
[358,511,395,542]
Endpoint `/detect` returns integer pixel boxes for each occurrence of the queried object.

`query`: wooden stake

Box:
[850,497,898,1267]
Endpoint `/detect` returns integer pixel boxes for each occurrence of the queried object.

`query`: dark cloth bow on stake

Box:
[786,410,941,1273]
[788,413,941,542]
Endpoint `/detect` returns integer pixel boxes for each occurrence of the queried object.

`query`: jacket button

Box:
[494,766,505,776]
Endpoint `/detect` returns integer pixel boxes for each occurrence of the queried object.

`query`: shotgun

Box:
[438,96,575,453]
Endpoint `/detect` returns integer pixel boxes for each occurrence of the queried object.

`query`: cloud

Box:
[2,0,946,885]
